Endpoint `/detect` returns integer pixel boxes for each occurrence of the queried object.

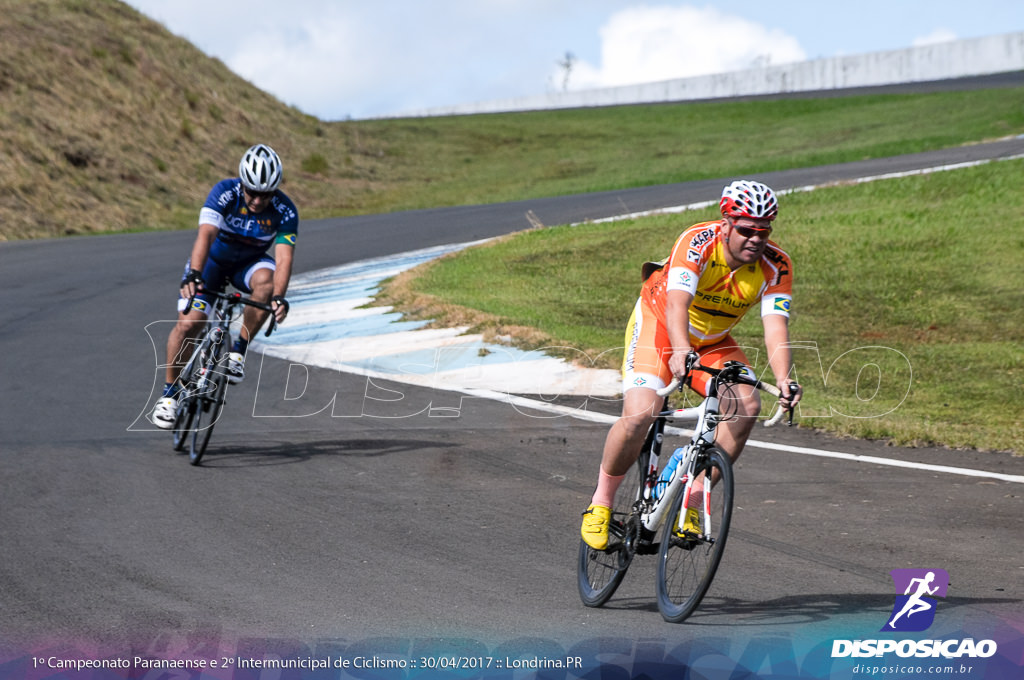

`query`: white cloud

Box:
[912,28,958,47]
[226,9,373,117]
[563,5,807,91]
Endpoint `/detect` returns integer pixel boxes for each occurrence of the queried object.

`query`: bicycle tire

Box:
[171,359,201,452]
[172,397,197,451]
[577,447,649,607]
[188,344,228,465]
[656,446,734,623]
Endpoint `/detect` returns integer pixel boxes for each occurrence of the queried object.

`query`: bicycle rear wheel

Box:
[577,447,649,607]
[188,354,228,465]
[656,446,733,623]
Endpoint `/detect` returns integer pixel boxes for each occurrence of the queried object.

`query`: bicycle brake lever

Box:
[785,382,799,426]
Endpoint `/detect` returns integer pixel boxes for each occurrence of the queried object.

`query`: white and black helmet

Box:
[238,143,282,192]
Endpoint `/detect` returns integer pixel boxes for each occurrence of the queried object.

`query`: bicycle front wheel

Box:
[188,357,228,466]
[172,396,197,451]
[172,360,200,452]
[577,448,648,607]
[656,446,734,623]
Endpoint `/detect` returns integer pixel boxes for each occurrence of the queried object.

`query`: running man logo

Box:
[882,568,949,632]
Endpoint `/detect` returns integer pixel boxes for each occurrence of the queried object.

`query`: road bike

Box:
[577,360,796,622]
[170,289,276,465]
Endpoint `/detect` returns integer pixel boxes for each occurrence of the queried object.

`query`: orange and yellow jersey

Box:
[641,220,793,347]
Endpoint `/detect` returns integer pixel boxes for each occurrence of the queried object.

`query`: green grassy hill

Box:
[1,0,383,239]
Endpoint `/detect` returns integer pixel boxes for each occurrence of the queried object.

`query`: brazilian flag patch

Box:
[774,298,791,313]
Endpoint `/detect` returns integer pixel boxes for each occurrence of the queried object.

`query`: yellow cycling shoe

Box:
[677,507,702,537]
[581,504,612,550]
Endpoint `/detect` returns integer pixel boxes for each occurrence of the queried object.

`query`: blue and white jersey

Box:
[199,178,299,265]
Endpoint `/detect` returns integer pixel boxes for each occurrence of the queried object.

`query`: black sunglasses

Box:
[243,187,275,200]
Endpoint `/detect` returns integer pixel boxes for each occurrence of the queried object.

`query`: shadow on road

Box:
[179,437,460,467]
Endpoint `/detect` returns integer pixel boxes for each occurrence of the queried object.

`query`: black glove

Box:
[182,268,204,288]
[271,295,289,314]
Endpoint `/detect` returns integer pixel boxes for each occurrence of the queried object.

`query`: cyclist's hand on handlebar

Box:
[180,268,204,300]
[777,381,802,411]
[271,295,290,323]
[668,348,699,383]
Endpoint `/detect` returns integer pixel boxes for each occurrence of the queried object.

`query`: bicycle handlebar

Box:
[183,289,278,337]
[655,361,796,427]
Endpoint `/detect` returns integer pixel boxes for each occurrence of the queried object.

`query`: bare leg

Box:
[239,269,274,343]
[713,383,761,462]
[600,387,663,475]
[590,387,663,508]
[164,310,208,386]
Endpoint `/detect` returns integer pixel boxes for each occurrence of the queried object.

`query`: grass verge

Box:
[381,159,1024,454]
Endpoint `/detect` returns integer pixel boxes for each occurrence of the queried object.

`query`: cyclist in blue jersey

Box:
[151,144,298,429]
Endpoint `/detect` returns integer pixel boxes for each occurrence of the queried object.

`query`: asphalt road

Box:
[2,140,1023,671]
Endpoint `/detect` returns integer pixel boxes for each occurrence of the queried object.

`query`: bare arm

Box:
[666,289,695,378]
[763,313,801,408]
[271,242,295,322]
[181,223,219,298]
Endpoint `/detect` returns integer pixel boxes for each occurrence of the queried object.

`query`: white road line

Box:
[463,388,1024,485]
[261,151,1024,484]
[740,438,1024,483]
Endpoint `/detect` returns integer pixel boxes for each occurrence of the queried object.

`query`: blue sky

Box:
[123,0,1024,120]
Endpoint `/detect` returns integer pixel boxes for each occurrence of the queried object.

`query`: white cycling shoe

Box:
[152,397,178,430]
[226,352,245,384]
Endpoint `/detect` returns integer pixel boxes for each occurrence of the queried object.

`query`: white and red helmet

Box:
[720,180,778,221]
[239,143,282,192]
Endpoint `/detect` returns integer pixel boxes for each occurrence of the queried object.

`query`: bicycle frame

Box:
[179,290,277,369]
[642,361,786,536]
[639,403,714,535]
[174,321,227,395]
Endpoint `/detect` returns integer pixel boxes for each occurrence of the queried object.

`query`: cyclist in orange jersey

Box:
[582,180,802,550]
